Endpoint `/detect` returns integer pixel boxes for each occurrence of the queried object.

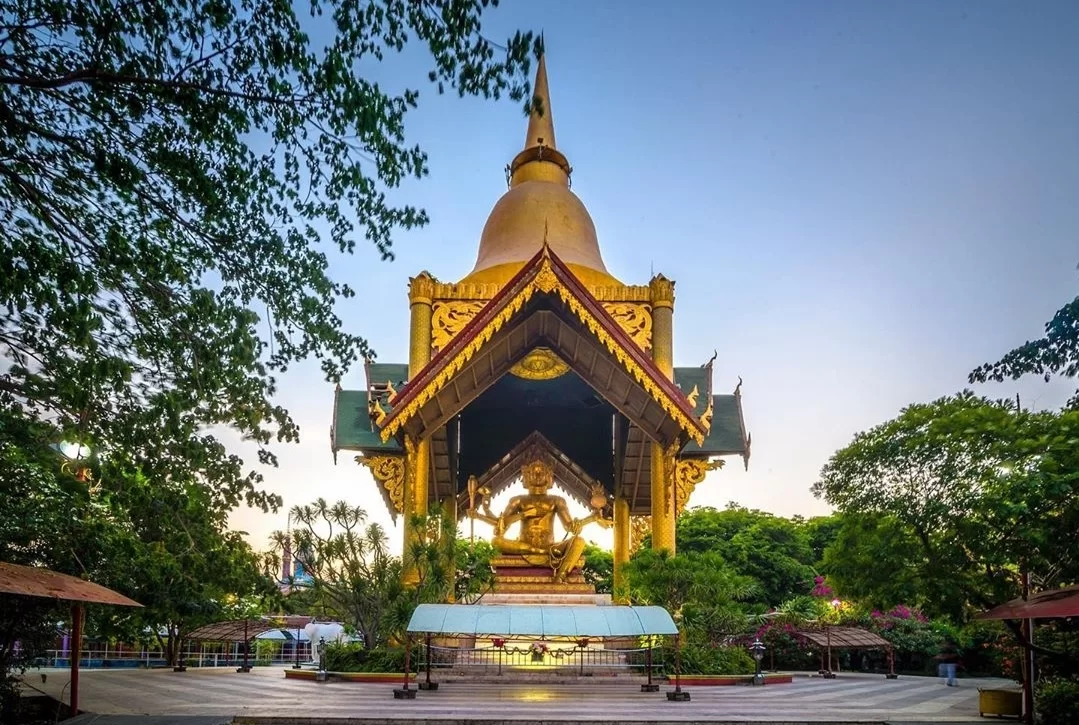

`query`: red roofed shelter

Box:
[0,561,141,715]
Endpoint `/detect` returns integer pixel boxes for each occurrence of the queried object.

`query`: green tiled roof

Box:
[366,363,409,390]
[331,388,402,455]
[684,394,749,458]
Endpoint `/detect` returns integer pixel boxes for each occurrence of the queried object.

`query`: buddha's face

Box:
[522,460,554,496]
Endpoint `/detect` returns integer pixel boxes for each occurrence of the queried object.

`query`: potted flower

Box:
[576,638,590,649]
[492,638,506,649]
[530,642,548,662]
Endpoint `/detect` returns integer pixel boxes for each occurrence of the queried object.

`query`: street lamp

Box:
[316,637,327,682]
[750,638,766,686]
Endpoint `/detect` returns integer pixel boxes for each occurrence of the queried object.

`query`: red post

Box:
[241,619,250,671]
[826,626,833,675]
[70,603,83,715]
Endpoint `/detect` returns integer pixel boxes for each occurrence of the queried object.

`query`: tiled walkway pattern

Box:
[29,667,1015,722]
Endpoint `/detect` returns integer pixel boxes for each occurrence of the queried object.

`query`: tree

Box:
[813,392,1079,620]
[276,500,450,649]
[1,0,538,517]
[821,513,926,612]
[970,296,1079,409]
[677,505,816,606]
[581,543,612,594]
[454,538,495,603]
[100,469,277,666]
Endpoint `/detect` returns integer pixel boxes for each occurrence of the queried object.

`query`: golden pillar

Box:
[649,274,676,553]
[405,273,435,558]
[650,444,675,554]
[612,496,631,602]
[649,274,675,381]
[441,495,457,602]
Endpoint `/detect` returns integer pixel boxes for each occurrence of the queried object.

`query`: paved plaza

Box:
[24,666,1018,723]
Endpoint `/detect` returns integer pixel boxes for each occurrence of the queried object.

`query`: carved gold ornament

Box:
[700,396,714,432]
[378,255,705,445]
[431,301,485,353]
[630,515,651,554]
[685,384,699,409]
[674,458,724,515]
[602,302,652,352]
[509,347,569,380]
[662,441,681,515]
[356,455,406,515]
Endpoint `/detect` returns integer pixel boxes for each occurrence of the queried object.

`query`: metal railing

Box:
[419,642,665,678]
[37,643,312,670]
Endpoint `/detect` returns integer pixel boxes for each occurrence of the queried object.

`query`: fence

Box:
[38,641,312,670]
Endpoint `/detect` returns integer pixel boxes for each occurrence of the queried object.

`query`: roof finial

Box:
[525,53,556,151]
[507,46,572,188]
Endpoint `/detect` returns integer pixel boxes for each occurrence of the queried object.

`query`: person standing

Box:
[935,639,960,686]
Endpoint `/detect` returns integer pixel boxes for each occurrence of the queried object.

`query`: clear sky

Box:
[228,0,1079,550]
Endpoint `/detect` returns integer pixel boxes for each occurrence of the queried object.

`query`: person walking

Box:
[935,639,960,686]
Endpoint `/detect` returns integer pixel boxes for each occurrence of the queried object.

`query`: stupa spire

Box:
[524,54,556,151]
[508,53,571,189]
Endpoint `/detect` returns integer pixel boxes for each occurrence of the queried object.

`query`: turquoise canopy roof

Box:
[406,604,678,638]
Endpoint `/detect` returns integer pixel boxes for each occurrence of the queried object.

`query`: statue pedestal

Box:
[482,592,613,606]
[490,556,596,595]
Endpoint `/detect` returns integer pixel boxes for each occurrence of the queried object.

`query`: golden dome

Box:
[461,55,621,289]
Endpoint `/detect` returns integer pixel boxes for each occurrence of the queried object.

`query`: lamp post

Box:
[750,638,766,686]
[293,624,302,669]
[316,637,327,682]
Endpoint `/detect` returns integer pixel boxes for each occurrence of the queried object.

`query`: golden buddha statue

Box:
[467,460,612,584]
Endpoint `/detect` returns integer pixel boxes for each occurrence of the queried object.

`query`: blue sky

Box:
[228,0,1079,547]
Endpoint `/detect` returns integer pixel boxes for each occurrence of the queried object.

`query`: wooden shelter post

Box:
[237,619,251,672]
[70,603,83,715]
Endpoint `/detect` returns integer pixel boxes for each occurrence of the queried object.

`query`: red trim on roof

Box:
[381,247,703,436]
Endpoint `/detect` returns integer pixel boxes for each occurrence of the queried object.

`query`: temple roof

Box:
[377,245,705,446]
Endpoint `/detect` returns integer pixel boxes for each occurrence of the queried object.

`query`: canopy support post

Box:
[69,603,83,716]
[394,635,416,699]
[666,634,690,701]
[419,632,438,690]
[641,636,659,692]
[886,646,898,679]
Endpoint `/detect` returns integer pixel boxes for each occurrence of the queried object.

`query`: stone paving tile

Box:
[23,667,1015,722]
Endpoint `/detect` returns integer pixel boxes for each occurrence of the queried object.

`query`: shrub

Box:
[1035,678,1079,725]
[665,643,755,675]
[324,643,407,673]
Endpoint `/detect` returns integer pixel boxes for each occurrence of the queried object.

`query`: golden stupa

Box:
[461,55,621,289]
